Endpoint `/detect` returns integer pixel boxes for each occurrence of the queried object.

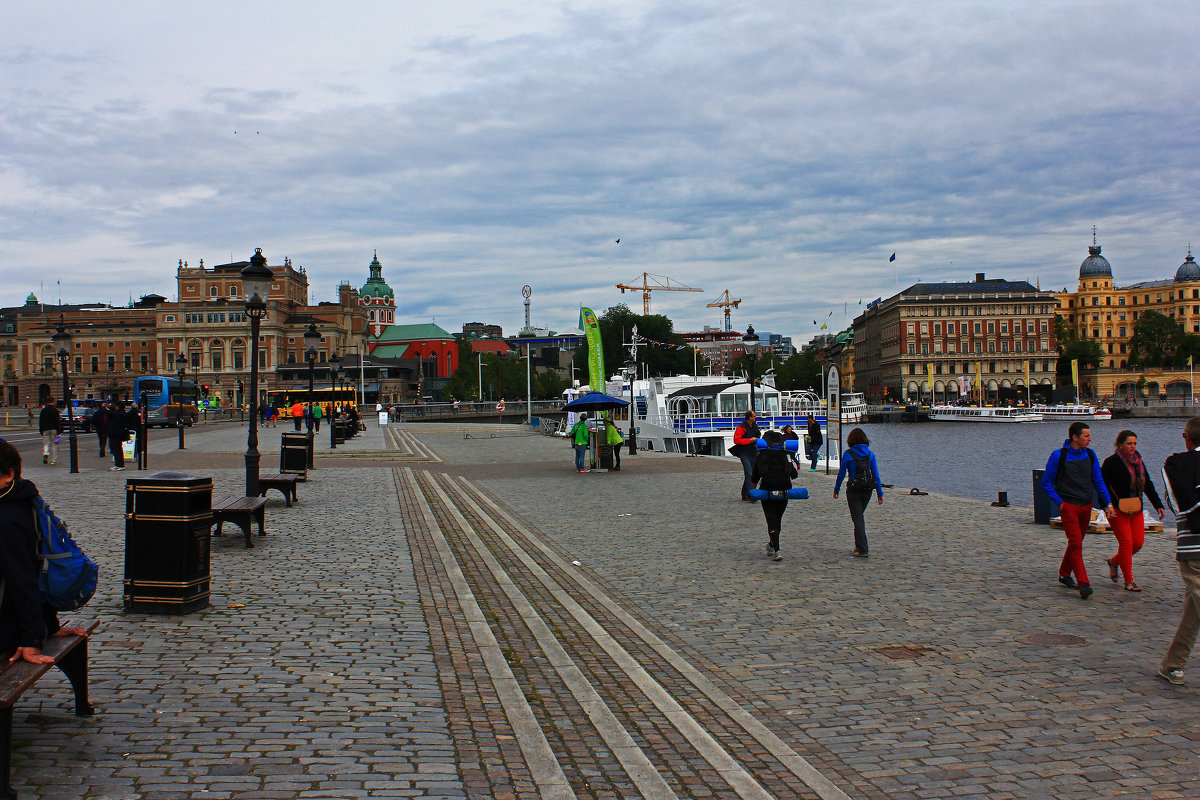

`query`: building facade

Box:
[853,273,1059,403]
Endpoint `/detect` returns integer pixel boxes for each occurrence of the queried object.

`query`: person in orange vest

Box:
[291,401,304,431]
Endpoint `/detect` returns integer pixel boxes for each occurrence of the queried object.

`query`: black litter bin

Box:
[1032,469,1057,524]
[597,444,615,471]
[333,419,346,444]
[124,471,212,614]
[280,432,309,479]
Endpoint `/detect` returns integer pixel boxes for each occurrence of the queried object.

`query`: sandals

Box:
[1106,558,1119,583]
[1124,582,1142,592]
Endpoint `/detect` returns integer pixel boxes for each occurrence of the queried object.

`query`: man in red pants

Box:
[1042,421,1114,599]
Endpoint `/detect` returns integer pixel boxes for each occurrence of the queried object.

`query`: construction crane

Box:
[706,289,742,331]
[616,272,702,315]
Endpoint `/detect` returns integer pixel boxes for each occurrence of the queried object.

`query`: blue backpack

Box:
[33,496,99,611]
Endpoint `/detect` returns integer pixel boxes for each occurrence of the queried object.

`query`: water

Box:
[847,417,1190,506]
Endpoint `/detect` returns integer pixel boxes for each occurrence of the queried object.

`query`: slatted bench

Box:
[211,494,267,548]
[1,621,98,799]
[257,473,299,507]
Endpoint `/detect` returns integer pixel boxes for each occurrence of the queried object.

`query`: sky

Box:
[2,0,1198,343]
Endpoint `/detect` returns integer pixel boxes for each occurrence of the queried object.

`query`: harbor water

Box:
[846,417,1192,507]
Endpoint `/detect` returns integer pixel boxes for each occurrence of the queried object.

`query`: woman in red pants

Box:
[1101,430,1166,592]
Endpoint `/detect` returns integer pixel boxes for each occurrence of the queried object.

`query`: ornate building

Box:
[359,252,396,337]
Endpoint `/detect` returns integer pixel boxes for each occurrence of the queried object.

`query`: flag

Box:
[828,310,833,316]
[926,363,934,394]
[580,307,605,391]
[820,323,827,330]
[812,320,817,325]
[976,361,982,401]
[858,298,862,304]
[889,252,896,262]
[1190,355,1194,367]
[1071,359,1079,389]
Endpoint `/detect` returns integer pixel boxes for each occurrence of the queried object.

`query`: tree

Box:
[534,368,568,399]
[774,351,822,392]
[1128,311,1183,367]
[1175,333,1200,368]
[573,304,704,383]
[1054,313,1104,378]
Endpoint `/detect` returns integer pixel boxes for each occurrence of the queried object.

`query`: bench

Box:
[211,494,267,548]
[257,473,299,507]
[1,620,98,799]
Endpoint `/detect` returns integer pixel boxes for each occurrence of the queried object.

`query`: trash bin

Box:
[280,432,309,479]
[1032,469,1057,524]
[124,471,212,614]
[597,444,615,470]
[333,419,346,444]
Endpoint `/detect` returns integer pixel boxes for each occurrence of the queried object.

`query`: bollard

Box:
[991,491,1010,507]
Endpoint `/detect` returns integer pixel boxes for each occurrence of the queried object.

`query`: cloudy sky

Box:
[2,1,1197,342]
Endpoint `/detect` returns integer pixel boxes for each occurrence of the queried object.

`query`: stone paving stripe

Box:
[458,475,857,800]
[443,477,781,800]
[394,427,443,462]
[397,468,575,800]
[422,476,680,800]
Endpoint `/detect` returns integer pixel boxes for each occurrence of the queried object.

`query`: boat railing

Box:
[647,410,821,433]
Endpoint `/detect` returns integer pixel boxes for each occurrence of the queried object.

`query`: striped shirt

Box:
[1159,448,1200,561]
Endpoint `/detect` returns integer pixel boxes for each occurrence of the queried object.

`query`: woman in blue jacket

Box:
[834,428,884,557]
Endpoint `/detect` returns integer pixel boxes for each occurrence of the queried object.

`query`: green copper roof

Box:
[372,322,454,342]
[25,292,37,303]
[359,251,394,300]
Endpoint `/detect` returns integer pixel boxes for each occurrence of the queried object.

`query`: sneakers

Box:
[1156,667,1184,685]
[765,542,775,556]
[1079,583,1093,600]
[50,461,56,466]
[1058,575,1078,589]
[110,466,125,472]
[809,467,817,472]
[43,455,48,464]
[772,550,783,562]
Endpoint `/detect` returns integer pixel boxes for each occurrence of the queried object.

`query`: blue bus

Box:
[133,376,200,428]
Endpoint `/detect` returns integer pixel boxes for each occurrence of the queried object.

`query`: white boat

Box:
[780,390,866,423]
[928,405,1043,422]
[1030,403,1112,421]
[840,392,867,423]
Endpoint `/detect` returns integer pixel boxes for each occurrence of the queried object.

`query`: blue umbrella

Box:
[562,390,629,411]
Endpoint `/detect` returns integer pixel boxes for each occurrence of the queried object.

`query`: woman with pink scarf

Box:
[1101,430,1166,592]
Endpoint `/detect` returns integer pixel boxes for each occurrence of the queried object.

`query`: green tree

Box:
[441,341,483,401]
[534,368,568,399]
[774,351,822,392]
[1173,333,1200,368]
[1054,313,1104,378]
[573,304,704,383]
[1128,311,1183,367]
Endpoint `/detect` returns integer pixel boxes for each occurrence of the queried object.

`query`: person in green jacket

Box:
[570,413,590,472]
[312,402,324,432]
[604,418,624,471]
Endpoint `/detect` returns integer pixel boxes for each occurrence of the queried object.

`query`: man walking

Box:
[106,401,129,471]
[93,401,109,457]
[805,413,823,472]
[1042,421,1114,599]
[569,413,590,473]
[38,401,61,465]
[733,410,760,501]
[1156,416,1200,685]
[291,401,304,431]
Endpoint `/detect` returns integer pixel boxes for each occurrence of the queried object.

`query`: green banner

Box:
[580,307,606,391]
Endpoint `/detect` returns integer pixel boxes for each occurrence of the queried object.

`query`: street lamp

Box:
[241,247,273,497]
[51,318,79,474]
[303,322,319,469]
[743,325,760,414]
[624,358,637,455]
[175,352,188,449]
[329,353,340,449]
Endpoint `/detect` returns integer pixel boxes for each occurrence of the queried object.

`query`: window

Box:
[210,286,218,297]
[211,351,222,370]
[230,286,238,297]
[74,357,82,372]
[1118,297,1125,306]
[165,315,176,322]
[907,323,915,335]
[1001,341,1008,353]
[1119,327,1126,337]
[1040,321,1048,333]
[974,322,981,334]
[1092,297,1099,306]
[90,357,98,372]
[259,350,267,369]
[1015,341,1022,352]
[1092,328,1100,338]
[140,355,148,371]
[948,342,956,353]
[124,355,132,370]
[921,344,929,354]
[191,352,200,369]
[233,350,244,370]
[974,342,982,353]
[987,322,995,334]
[948,323,955,334]
[988,342,996,352]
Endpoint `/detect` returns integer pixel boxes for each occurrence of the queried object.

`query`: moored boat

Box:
[1029,403,1112,421]
[928,405,1043,422]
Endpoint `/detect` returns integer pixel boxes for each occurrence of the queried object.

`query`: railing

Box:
[647,411,818,434]
[396,400,563,421]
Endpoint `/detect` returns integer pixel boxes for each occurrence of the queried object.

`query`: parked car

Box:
[65,406,97,432]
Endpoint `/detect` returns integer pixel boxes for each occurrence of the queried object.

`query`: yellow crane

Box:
[706,290,742,331]
[616,272,702,315]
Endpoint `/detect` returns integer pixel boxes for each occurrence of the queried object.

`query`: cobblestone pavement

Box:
[6,419,1199,799]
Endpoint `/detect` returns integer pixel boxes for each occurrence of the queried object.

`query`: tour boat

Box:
[780,390,866,423]
[1029,404,1112,421]
[928,405,1043,423]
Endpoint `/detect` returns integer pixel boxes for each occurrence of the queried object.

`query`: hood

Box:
[0,478,39,506]
[848,443,871,457]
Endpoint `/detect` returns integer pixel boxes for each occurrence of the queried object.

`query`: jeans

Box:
[1161,560,1200,672]
[109,434,125,468]
[574,444,588,470]
[738,452,757,499]
[1058,501,1093,585]
[847,489,872,554]
[805,441,822,471]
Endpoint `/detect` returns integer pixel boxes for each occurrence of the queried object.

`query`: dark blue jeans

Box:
[805,441,822,470]
[739,452,757,499]
[574,444,588,470]
[847,490,872,554]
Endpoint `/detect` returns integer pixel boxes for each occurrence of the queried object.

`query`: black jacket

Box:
[38,405,61,435]
[1160,449,1200,561]
[0,478,60,653]
[806,421,823,447]
[751,447,798,491]
[105,406,129,440]
[1100,452,1163,510]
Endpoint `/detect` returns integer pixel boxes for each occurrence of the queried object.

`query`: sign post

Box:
[826,366,841,475]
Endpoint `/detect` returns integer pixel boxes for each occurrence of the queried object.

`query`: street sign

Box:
[826,366,841,474]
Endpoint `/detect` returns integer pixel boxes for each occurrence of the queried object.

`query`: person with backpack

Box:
[106,401,130,472]
[1042,421,1114,599]
[751,430,799,561]
[0,440,90,665]
[834,427,884,557]
[732,410,760,502]
[38,401,61,466]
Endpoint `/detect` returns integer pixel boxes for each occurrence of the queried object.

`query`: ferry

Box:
[781,390,866,423]
[1029,403,1112,421]
[928,405,1043,423]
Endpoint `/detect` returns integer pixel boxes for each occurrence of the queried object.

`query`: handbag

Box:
[1117,496,1142,515]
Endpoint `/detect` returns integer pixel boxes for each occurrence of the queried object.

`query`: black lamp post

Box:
[624,358,637,455]
[743,325,760,415]
[303,322,319,469]
[51,318,79,474]
[329,353,340,449]
[175,352,188,449]
[241,247,273,498]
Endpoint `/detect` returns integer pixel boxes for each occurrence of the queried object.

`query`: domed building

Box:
[1056,235,1200,398]
[359,251,395,337]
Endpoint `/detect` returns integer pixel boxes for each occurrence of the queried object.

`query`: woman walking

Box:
[751,430,798,561]
[1101,430,1166,592]
[834,427,884,557]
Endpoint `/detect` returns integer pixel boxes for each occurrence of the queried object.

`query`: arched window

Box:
[209,339,224,371]
[231,338,246,370]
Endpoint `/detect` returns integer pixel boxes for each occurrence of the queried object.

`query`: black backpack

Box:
[847,450,874,493]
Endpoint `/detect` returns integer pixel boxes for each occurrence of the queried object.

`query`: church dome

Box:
[359,252,394,300]
[1079,245,1112,280]
[1175,250,1200,282]
[25,292,37,305]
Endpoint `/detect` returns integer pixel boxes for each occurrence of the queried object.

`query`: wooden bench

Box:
[1,620,98,799]
[211,494,267,548]
[257,473,299,507]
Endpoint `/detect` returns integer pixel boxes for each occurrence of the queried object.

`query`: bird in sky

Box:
[615,239,620,244]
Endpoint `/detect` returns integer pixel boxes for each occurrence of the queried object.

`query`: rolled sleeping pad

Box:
[755,438,802,453]
[748,487,810,500]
